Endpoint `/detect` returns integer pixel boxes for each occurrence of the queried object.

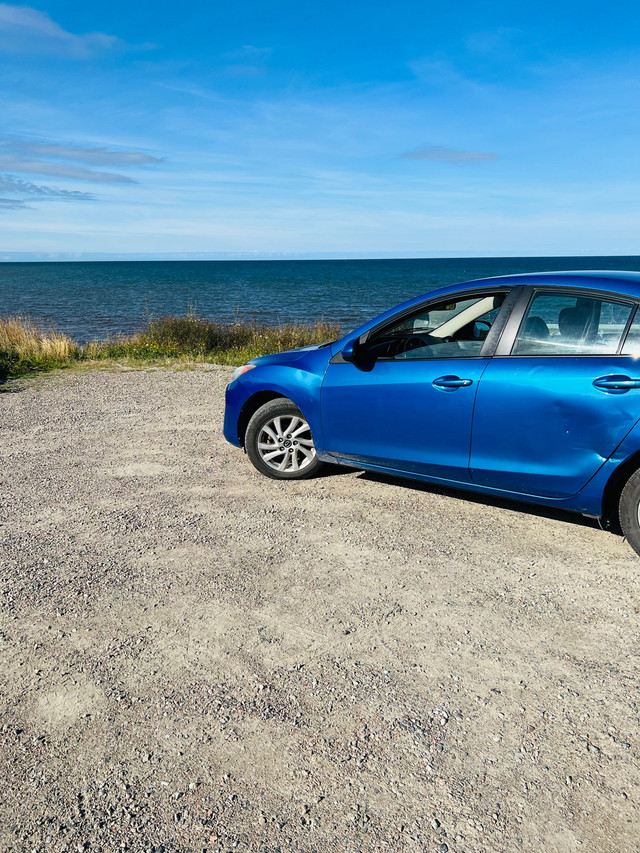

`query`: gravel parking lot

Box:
[1,366,640,852]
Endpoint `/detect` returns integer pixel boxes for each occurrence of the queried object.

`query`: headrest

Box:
[523,316,549,340]
[558,307,589,339]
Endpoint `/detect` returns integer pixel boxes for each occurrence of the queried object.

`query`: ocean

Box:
[2,256,640,344]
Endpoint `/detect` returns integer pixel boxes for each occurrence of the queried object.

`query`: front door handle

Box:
[433,374,473,391]
[593,374,640,393]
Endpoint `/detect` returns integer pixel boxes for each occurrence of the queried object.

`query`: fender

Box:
[224,346,331,450]
[576,419,640,519]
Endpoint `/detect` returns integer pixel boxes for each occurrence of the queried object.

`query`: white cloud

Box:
[0,154,136,182]
[401,144,499,163]
[0,196,29,209]
[0,173,95,199]
[0,3,120,57]
[0,138,163,184]
[11,141,161,166]
[152,82,225,104]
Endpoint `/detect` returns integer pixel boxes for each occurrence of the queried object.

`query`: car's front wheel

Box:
[245,398,324,480]
[619,468,640,556]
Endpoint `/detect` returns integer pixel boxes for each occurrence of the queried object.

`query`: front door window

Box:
[366,293,506,360]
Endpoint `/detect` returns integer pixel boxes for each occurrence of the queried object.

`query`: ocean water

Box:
[2,257,640,344]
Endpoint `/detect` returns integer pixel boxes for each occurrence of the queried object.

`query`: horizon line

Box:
[2,251,640,263]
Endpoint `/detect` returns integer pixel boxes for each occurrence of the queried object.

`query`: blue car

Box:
[224,271,640,556]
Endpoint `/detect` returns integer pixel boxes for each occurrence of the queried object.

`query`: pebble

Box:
[2,368,636,853]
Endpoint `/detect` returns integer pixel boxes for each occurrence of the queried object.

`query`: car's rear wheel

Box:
[245,398,324,480]
[618,468,640,556]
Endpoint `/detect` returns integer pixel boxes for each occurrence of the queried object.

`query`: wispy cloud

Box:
[0,174,95,199]
[465,27,522,56]
[408,57,497,101]
[222,43,272,77]
[0,136,162,212]
[222,45,272,61]
[0,138,162,184]
[0,154,137,182]
[0,3,153,57]
[151,82,226,103]
[401,144,499,163]
[0,196,29,209]
[11,141,162,166]
[409,58,474,88]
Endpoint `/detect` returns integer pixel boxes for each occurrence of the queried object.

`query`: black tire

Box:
[245,398,325,480]
[619,468,640,556]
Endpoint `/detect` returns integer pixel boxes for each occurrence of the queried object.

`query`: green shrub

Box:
[0,313,341,379]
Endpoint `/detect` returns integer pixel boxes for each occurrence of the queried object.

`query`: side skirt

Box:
[318,452,602,517]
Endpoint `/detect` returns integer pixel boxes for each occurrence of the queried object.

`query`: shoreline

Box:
[0,314,340,380]
[3,256,640,347]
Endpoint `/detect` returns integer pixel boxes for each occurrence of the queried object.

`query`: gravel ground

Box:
[1,366,640,853]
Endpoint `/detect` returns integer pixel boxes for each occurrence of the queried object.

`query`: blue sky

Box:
[1,1,639,258]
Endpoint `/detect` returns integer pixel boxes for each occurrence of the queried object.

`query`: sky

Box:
[0,1,640,259]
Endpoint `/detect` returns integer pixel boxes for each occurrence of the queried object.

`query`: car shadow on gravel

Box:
[356,469,607,532]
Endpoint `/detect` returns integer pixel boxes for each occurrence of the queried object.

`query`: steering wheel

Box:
[401,335,430,353]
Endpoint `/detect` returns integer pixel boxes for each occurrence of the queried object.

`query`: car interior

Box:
[365,293,506,360]
[512,294,634,355]
[364,290,637,361]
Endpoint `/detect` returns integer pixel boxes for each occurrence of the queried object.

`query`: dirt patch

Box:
[1,366,639,852]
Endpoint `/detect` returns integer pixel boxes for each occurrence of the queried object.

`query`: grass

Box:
[0,317,80,380]
[0,313,341,381]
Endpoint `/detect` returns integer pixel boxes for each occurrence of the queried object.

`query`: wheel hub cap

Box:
[257,414,316,473]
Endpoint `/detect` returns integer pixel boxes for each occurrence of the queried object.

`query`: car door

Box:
[469,287,640,498]
[320,289,512,482]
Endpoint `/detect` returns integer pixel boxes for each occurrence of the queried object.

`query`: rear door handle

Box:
[433,374,473,391]
[593,374,640,393]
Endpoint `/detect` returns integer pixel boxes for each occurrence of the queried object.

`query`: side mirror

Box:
[341,334,375,370]
[341,338,358,361]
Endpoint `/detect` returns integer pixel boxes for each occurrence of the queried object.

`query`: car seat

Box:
[522,315,550,341]
[558,307,590,342]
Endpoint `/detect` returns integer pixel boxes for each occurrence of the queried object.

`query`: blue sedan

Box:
[224,271,640,556]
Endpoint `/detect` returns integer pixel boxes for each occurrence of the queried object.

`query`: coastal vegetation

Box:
[0,317,80,380]
[0,313,340,380]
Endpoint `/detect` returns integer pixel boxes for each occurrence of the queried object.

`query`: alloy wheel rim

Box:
[257,415,316,472]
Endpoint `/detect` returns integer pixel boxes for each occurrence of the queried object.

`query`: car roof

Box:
[413,270,640,308]
[344,270,640,343]
[452,270,640,295]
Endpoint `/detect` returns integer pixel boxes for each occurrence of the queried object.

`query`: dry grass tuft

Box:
[0,313,341,380]
[0,316,80,379]
[0,317,78,360]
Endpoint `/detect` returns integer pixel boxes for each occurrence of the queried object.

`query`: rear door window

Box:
[621,310,640,356]
[511,292,634,356]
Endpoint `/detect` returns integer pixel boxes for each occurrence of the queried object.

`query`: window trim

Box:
[619,303,639,355]
[494,286,640,358]
[356,286,519,363]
